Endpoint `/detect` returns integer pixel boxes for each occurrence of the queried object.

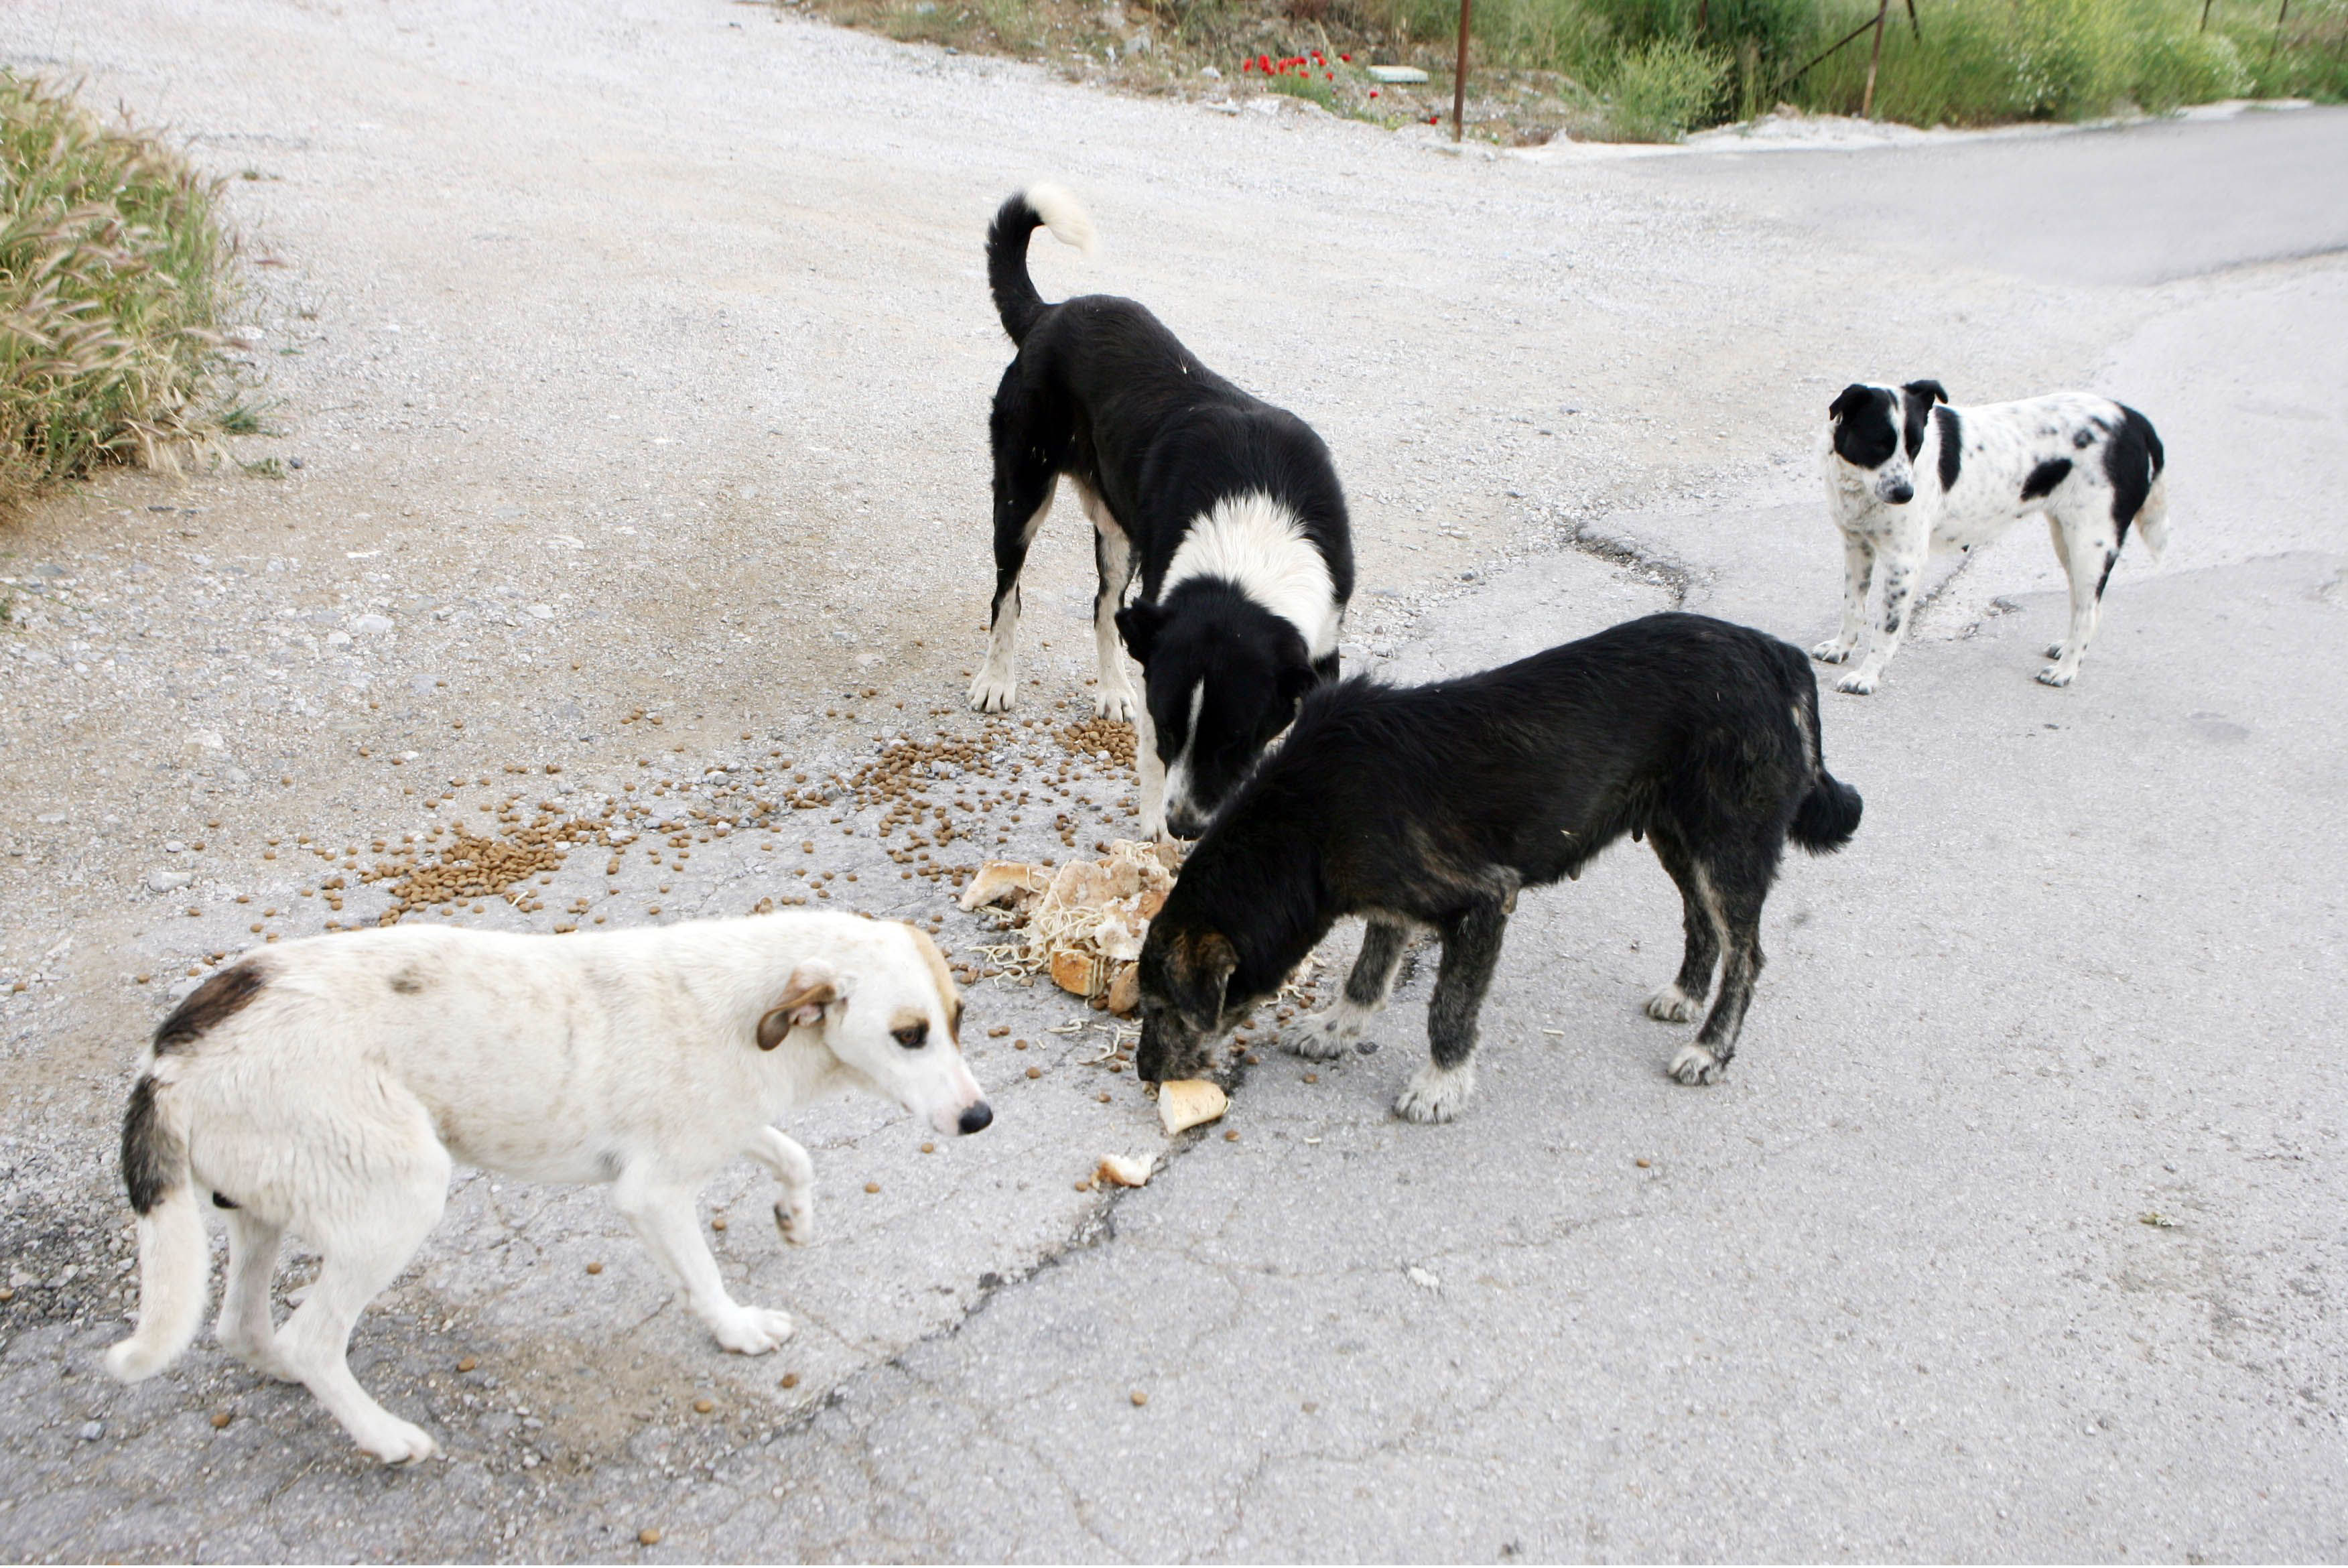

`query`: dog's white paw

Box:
[968,667,1017,713]
[1282,1009,1360,1061]
[1645,984,1702,1023]
[1094,685,1136,723]
[1668,1044,1725,1086]
[2035,663,2076,688]
[773,1194,815,1248]
[1394,1061,1477,1124]
[712,1306,795,1356]
[1811,638,1855,665]
[1833,669,1878,696]
[354,1415,439,1466]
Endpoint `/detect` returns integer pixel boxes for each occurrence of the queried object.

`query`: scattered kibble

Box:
[457,1356,478,1372]
[865,1181,880,1193]
[1130,1389,1149,1407]
[586,1261,604,1275]
[210,1410,233,1429]
[694,1398,714,1414]
[638,1528,662,1547]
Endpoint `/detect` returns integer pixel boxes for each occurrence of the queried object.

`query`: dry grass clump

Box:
[1,72,240,518]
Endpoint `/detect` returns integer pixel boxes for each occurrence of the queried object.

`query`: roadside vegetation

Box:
[780,0,2345,141]
[0,72,243,521]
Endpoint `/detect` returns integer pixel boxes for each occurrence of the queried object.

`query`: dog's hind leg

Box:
[970,440,1058,714]
[2040,512,2111,687]
[1669,850,1773,1086]
[270,1147,449,1463]
[745,1126,816,1247]
[614,1161,794,1355]
[216,1208,294,1380]
[1286,915,1411,1061]
[1644,829,1722,1025]
[1395,899,1510,1124]
[1812,533,1874,665]
[1076,482,1139,722]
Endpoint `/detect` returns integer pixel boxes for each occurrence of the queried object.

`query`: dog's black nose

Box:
[1887,484,1914,505]
[958,1101,994,1136]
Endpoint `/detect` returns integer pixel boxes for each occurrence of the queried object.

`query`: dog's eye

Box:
[893,1021,929,1050]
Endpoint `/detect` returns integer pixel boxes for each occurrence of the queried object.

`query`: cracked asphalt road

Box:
[1,0,2343,1557]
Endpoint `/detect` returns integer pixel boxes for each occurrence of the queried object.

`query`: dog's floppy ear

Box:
[1115,600,1163,666]
[1901,379,1949,407]
[757,958,844,1051]
[1166,929,1236,1033]
[1828,384,1872,422]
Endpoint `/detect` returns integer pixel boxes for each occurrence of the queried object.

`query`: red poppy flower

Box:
[1340,52,1352,60]
[1368,88,1379,96]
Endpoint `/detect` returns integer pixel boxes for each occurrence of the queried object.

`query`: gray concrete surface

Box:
[0,0,2342,1559]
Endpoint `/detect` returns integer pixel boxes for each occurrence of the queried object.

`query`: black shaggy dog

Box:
[1134,613,1863,1121]
[968,184,1354,839]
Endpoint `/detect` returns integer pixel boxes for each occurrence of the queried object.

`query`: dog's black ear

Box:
[1167,928,1236,1033]
[1902,379,1950,407]
[1829,384,1872,421]
[1115,600,1163,665]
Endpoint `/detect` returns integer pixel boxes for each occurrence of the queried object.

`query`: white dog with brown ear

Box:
[104,912,990,1465]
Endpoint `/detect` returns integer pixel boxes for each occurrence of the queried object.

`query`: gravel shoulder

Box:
[1,1,2342,1559]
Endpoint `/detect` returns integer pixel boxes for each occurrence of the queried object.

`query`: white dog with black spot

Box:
[1816,379,2169,692]
[105,913,990,1464]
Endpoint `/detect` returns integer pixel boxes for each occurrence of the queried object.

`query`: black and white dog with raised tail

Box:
[1133,613,1863,1122]
[1817,380,2170,692]
[970,183,1354,838]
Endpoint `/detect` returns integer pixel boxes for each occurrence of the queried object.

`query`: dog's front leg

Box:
[1836,528,1925,695]
[745,1126,816,1246]
[1394,897,1510,1124]
[612,1163,793,1354]
[1134,694,1169,841]
[1813,531,1875,664]
[1286,915,1410,1060]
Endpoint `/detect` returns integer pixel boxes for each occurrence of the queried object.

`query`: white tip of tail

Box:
[1024,182,1097,257]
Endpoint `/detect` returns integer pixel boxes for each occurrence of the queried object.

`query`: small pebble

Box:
[78,1421,103,1441]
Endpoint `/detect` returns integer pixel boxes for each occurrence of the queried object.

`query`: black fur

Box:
[1829,384,1900,469]
[121,1075,182,1217]
[982,190,1354,834]
[1899,380,1945,460]
[153,959,266,1053]
[2103,402,2165,547]
[1934,405,1963,491]
[1134,613,1861,1091]
[2021,458,2073,501]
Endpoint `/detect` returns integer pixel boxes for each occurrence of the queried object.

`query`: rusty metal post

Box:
[1453,0,1472,141]
[1861,0,1889,117]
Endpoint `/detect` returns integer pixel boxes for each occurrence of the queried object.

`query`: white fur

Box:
[1284,996,1374,1060]
[105,913,984,1465]
[1023,181,1098,257]
[1163,492,1342,661]
[1819,387,2169,692]
[1394,1061,1477,1124]
[1155,679,1205,834]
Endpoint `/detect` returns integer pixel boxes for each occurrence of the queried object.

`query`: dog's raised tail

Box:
[986,183,1096,345]
[104,1075,207,1383]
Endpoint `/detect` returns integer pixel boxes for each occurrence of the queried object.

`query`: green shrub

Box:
[1,72,239,517]
[1602,33,1733,133]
